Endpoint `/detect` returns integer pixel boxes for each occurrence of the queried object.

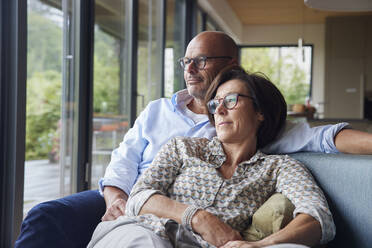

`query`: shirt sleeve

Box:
[275,156,336,244]
[99,106,150,196]
[262,120,350,154]
[125,137,183,216]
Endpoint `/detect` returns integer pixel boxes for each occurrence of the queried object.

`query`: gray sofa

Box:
[15,152,372,248]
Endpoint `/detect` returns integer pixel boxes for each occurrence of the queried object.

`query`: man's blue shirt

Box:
[99,89,348,196]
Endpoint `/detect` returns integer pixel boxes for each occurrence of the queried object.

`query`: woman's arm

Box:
[275,156,336,245]
[140,194,242,247]
[221,213,321,248]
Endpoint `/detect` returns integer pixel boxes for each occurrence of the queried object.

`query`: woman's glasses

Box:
[207,93,254,114]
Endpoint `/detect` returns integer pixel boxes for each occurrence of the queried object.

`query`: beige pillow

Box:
[243,193,295,241]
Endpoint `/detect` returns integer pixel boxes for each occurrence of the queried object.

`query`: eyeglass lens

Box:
[208,94,239,114]
[180,57,205,69]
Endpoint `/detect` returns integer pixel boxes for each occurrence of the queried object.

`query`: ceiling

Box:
[226,0,372,25]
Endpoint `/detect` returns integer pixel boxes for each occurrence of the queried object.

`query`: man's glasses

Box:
[207,93,254,114]
[178,56,232,70]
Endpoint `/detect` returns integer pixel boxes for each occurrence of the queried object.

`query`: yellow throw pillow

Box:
[243,193,295,241]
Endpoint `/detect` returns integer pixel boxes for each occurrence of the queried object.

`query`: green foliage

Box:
[26,8,63,160]
[26,8,124,160]
[240,47,310,106]
[93,29,120,114]
[26,71,61,160]
[27,12,62,77]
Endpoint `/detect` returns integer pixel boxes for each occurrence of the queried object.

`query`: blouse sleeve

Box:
[275,156,336,244]
[125,137,183,217]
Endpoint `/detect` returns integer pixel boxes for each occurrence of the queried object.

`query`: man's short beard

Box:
[188,88,207,100]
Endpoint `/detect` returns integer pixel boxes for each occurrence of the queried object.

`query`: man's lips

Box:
[186,77,203,84]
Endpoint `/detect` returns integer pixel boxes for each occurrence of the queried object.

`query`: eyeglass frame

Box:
[207,93,255,114]
[178,55,233,70]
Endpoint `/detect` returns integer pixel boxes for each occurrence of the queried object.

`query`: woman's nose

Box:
[215,101,227,115]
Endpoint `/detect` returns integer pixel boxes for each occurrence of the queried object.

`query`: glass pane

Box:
[240,46,312,106]
[92,0,130,188]
[25,0,80,215]
[137,0,163,114]
[164,0,186,98]
[25,0,64,214]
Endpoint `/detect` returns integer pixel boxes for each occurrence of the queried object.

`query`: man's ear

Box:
[229,58,239,66]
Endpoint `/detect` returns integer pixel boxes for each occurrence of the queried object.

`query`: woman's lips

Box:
[218,121,232,126]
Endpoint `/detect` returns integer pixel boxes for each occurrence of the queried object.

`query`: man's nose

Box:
[185,60,198,74]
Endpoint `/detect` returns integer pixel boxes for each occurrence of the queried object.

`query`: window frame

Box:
[0,0,27,246]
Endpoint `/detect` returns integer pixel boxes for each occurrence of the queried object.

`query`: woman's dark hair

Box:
[205,65,287,149]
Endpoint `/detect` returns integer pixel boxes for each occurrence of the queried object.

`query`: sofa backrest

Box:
[290,152,372,248]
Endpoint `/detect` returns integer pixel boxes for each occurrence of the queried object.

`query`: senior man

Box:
[101,31,372,222]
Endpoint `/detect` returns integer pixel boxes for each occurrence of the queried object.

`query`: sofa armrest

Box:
[290,152,372,248]
[15,190,105,248]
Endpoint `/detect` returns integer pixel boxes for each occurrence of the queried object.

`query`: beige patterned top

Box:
[125,137,335,247]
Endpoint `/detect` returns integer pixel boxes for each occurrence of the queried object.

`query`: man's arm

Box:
[100,106,151,221]
[335,129,372,154]
[101,186,128,221]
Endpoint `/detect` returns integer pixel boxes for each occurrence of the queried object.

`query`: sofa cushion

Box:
[243,193,295,241]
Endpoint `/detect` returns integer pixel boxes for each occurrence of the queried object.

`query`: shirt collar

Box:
[171,89,192,111]
[207,137,265,168]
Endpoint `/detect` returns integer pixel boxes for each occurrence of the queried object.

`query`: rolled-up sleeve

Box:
[263,121,350,154]
[99,108,150,196]
[275,156,336,244]
[125,138,183,216]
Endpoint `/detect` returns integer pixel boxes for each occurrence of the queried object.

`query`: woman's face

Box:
[213,79,264,145]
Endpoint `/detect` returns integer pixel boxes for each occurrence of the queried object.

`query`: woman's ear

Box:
[257,112,264,122]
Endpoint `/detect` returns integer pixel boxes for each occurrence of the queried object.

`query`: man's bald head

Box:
[183,31,239,101]
[188,31,239,60]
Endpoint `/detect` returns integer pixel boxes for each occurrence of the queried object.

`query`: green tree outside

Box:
[240,47,310,106]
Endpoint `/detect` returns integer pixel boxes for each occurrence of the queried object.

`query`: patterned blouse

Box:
[125,137,336,247]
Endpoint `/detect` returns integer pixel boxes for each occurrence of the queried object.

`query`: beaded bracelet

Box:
[181,205,201,231]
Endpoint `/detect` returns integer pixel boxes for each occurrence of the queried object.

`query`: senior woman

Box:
[88,65,335,248]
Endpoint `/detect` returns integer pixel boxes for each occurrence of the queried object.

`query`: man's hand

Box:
[102,186,128,221]
[192,210,243,247]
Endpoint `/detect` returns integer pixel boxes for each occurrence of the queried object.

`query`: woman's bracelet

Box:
[182,205,202,231]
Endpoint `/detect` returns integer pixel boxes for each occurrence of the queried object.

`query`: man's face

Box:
[183,36,232,100]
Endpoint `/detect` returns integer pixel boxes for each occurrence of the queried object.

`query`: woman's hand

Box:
[192,210,243,247]
[220,240,262,248]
